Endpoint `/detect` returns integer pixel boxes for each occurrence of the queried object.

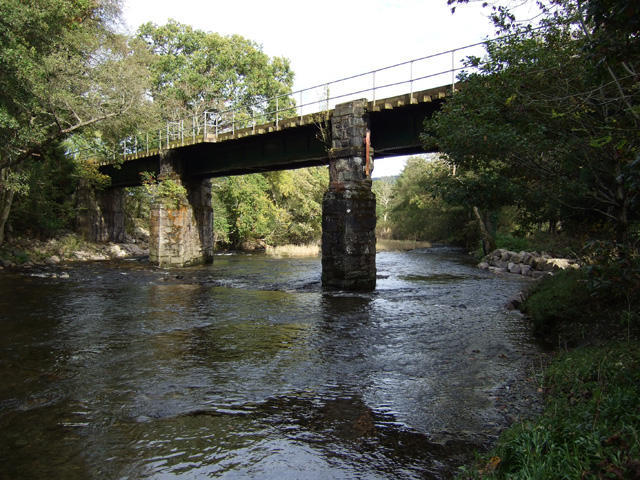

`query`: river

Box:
[0,247,544,479]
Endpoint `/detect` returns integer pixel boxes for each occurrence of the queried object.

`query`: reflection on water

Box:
[0,248,541,479]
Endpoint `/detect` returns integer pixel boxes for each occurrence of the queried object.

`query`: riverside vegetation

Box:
[1,0,639,477]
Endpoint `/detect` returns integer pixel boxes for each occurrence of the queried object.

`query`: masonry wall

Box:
[148,150,214,267]
[321,99,377,291]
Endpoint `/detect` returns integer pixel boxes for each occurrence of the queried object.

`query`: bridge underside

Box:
[89,86,451,290]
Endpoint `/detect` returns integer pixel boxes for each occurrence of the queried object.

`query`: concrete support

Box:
[75,180,125,243]
[148,150,214,267]
[321,99,376,291]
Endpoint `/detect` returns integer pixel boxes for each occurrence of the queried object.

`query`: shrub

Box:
[521,268,592,335]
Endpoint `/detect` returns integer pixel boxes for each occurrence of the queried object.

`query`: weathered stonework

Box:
[321,99,376,291]
[148,150,214,267]
[74,180,125,243]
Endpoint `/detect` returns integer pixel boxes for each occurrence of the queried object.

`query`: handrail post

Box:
[451,49,455,91]
[372,71,376,105]
[276,96,279,127]
[410,60,414,103]
[192,116,196,143]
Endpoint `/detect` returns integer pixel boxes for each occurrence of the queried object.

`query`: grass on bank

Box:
[460,341,640,479]
[265,243,320,257]
[459,265,640,479]
[264,239,432,257]
[376,239,432,251]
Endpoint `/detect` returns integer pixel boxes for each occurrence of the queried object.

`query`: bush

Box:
[494,232,532,253]
[521,268,592,335]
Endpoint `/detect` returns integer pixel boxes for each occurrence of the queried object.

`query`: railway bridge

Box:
[80,84,451,291]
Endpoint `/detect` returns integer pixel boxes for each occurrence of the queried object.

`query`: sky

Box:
[121,0,499,177]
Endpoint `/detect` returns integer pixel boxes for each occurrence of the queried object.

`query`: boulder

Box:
[505,290,527,310]
[520,265,533,277]
[508,262,522,274]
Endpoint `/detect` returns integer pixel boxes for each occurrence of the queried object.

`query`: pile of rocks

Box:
[0,228,150,270]
[479,248,579,279]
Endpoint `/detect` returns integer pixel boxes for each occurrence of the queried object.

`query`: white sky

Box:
[121,0,498,177]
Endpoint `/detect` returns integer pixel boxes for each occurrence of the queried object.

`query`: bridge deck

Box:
[101,85,450,187]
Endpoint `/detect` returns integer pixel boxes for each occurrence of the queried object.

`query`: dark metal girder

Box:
[101,86,451,188]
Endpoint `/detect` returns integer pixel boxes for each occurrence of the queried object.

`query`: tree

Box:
[426,0,639,247]
[389,156,472,244]
[212,167,328,249]
[264,167,328,245]
[372,177,395,238]
[137,20,295,124]
[215,174,282,249]
[0,0,152,244]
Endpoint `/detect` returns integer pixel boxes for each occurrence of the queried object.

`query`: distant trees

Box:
[212,168,328,249]
[393,157,475,244]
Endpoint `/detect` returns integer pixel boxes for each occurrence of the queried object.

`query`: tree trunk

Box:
[0,186,15,246]
[474,206,497,255]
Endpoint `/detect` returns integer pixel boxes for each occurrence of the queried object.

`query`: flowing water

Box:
[0,247,544,479]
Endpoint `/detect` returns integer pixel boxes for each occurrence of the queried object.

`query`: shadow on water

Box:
[0,248,544,479]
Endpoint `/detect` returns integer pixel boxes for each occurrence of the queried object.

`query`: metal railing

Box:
[70,40,487,165]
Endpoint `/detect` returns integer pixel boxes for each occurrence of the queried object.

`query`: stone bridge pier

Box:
[148,150,214,267]
[321,99,377,291]
[75,180,126,243]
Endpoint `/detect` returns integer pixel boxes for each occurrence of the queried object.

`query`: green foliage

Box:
[264,168,327,245]
[211,187,231,246]
[214,174,280,247]
[372,178,395,238]
[389,156,475,245]
[428,0,640,247]
[211,167,328,248]
[521,268,592,334]
[461,342,640,479]
[137,20,295,123]
[581,240,640,308]
[140,172,187,209]
[0,0,151,243]
[0,0,151,168]
[494,232,532,254]
[9,145,78,236]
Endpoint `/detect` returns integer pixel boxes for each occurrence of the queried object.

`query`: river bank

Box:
[0,234,437,270]
[0,231,149,270]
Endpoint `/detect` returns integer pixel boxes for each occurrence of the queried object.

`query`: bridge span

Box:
[81,84,452,291]
[100,85,448,188]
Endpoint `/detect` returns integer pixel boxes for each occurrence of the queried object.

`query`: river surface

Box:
[0,247,544,479]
